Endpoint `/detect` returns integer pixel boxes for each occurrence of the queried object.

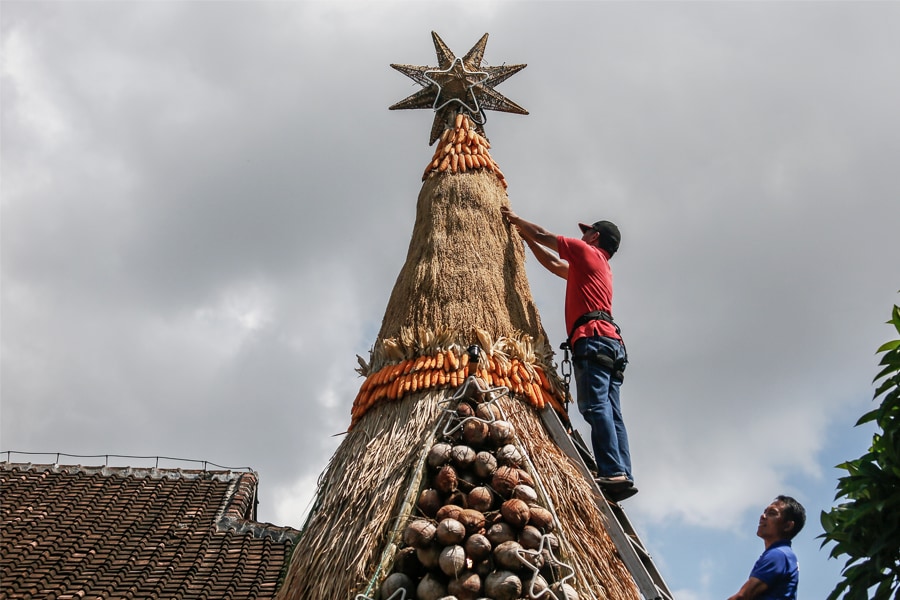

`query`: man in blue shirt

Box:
[728,495,806,600]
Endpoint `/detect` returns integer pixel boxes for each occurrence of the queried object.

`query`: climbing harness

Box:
[564,310,628,382]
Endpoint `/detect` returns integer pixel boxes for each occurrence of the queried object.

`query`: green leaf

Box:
[874,374,900,398]
[874,576,896,599]
[890,304,900,329]
[877,340,900,353]
[857,409,880,426]
[876,350,900,368]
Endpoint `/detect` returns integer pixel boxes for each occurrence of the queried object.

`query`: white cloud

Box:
[272,473,320,529]
[194,282,275,339]
[1,28,69,148]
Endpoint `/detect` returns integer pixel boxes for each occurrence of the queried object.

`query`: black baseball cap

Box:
[578,220,621,255]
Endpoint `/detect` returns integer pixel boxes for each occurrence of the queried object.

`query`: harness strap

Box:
[567,310,619,346]
[572,351,626,382]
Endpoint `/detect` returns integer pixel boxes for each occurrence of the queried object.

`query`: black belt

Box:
[567,310,620,345]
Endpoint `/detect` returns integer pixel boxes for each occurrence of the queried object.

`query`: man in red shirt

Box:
[501,207,635,501]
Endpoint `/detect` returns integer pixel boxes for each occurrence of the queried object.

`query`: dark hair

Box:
[776,495,806,539]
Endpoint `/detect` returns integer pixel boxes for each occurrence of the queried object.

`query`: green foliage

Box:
[820,302,900,600]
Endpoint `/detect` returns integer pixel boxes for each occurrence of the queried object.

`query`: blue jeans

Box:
[573,335,632,480]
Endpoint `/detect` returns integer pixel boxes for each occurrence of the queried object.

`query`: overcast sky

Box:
[2,2,899,599]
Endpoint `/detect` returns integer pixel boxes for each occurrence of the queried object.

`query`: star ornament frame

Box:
[390,31,528,145]
[424,57,489,116]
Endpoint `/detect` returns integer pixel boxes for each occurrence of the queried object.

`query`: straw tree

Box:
[276,32,640,600]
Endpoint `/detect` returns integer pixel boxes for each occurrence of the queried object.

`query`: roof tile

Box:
[1,463,300,599]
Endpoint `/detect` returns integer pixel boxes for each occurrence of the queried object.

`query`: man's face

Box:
[757,500,793,541]
[581,228,598,245]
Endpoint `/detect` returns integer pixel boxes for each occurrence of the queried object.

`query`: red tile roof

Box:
[0,462,300,599]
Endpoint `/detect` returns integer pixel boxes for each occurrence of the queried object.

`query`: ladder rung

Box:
[629,535,648,557]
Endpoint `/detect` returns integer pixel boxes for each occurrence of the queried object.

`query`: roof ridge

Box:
[0,461,250,481]
[1,451,254,472]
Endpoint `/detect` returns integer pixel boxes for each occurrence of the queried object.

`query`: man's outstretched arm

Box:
[727,577,768,600]
[501,206,568,279]
[524,237,569,280]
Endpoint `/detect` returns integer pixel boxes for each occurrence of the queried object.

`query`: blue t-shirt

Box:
[749,540,799,600]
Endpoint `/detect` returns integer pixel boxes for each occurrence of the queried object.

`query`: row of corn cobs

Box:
[350,350,563,428]
[422,113,508,189]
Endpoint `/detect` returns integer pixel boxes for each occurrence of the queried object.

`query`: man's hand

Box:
[499,205,568,280]
[497,204,559,251]
[500,205,519,226]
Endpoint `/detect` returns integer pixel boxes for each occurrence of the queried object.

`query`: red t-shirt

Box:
[557,236,620,344]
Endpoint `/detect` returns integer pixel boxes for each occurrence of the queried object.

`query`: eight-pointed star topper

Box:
[390,32,528,145]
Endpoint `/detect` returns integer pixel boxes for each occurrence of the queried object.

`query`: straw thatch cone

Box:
[276,144,640,599]
[378,169,541,343]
